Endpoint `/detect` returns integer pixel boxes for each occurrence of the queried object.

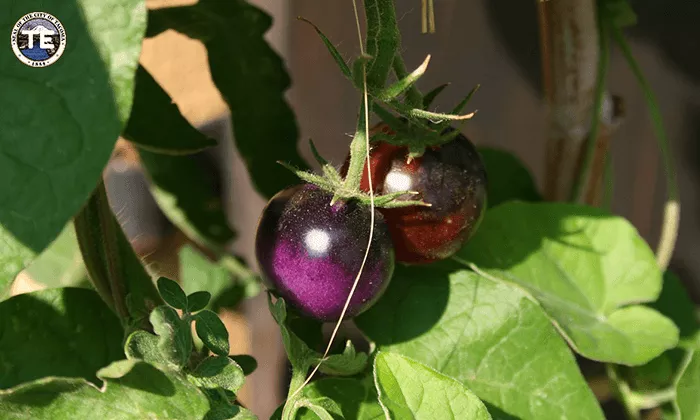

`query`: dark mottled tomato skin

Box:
[345,124,488,264]
[255,184,395,321]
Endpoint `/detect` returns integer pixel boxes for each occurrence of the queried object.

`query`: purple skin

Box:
[255,184,395,322]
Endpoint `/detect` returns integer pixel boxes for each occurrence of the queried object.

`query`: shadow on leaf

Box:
[0,288,123,389]
[355,263,449,345]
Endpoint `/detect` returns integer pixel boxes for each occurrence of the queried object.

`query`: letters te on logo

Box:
[10,12,67,67]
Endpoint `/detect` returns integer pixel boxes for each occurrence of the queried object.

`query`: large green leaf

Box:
[356,266,603,420]
[124,66,217,155]
[457,202,678,365]
[0,0,146,279]
[477,147,541,208]
[0,288,122,389]
[23,222,88,289]
[675,350,700,420]
[0,360,210,419]
[374,352,491,420]
[147,0,308,198]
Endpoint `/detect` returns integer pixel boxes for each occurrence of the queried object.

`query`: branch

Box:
[538,0,613,204]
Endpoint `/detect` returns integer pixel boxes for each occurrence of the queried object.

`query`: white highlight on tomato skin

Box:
[385,171,412,192]
[304,229,331,254]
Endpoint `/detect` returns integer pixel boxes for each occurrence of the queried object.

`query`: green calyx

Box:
[277,139,430,209]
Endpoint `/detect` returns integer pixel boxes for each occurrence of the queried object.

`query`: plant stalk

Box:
[281,366,309,420]
[537,0,611,204]
[570,16,612,204]
[341,0,400,195]
[606,364,642,420]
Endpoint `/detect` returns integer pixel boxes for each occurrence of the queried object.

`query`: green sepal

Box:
[376,55,431,102]
[298,17,351,79]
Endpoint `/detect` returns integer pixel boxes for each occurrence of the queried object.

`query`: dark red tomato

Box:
[344,124,487,264]
[255,184,395,321]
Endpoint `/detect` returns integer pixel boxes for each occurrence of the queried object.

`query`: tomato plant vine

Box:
[0,0,697,420]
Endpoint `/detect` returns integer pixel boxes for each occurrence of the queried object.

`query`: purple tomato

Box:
[344,123,488,264]
[255,184,395,321]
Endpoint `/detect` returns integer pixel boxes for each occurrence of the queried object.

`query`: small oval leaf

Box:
[187,291,212,313]
[157,277,188,310]
[195,310,230,356]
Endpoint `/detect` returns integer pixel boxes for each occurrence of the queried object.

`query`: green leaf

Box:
[675,350,700,420]
[180,246,250,312]
[364,0,399,90]
[23,222,88,289]
[229,407,258,420]
[124,330,168,366]
[0,0,146,258]
[230,355,257,376]
[374,352,492,420]
[195,309,230,356]
[156,277,188,310]
[356,266,604,420]
[205,401,258,420]
[296,397,342,420]
[477,147,541,208]
[0,288,123,389]
[124,66,217,155]
[298,17,351,79]
[457,202,679,365]
[74,182,163,326]
[140,152,236,250]
[188,291,212,313]
[149,0,309,198]
[150,305,192,369]
[298,376,384,420]
[0,360,210,419]
[316,341,368,377]
[192,355,245,394]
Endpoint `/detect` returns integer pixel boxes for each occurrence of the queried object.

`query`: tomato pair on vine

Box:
[254,124,487,322]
